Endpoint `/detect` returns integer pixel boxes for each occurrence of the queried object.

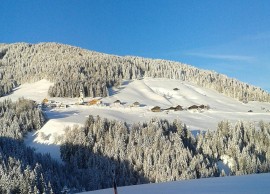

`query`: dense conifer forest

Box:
[60,116,270,191]
[0,43,269,102]
[1,99,269,193]
[1,43,270,193]
[0,99,87,193]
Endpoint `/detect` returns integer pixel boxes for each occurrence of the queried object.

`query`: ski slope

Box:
[79,173,270,194]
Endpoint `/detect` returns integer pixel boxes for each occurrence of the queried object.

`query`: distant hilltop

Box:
[0,42,269,102]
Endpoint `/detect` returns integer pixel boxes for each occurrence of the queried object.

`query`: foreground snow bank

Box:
[80,173,270,194]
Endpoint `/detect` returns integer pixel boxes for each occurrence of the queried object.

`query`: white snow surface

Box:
[79,173,270,194]
[0,79,53,102]
[1,78,270,163]
[1,78,270,193]
[38,78,270,133]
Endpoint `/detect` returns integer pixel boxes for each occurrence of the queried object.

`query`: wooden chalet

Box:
[174,105,183,111]
[151,106,161,112]
[114,100,121,105]
[188,105,200,110]
[132,101,140,107]
[88,99,102,105]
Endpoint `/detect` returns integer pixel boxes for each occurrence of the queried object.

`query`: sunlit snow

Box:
[1,78,270,193]
[1,78,270,164]
[79,173,270,194]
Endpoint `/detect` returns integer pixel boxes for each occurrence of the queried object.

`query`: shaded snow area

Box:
[1,77,270,164]
[217,161,231,176]
[80,173,270,194]
[24,132,63,162]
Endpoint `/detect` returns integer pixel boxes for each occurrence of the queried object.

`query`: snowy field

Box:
[1,78,270,162]
[80,173,270,194]
[0,79,54,102]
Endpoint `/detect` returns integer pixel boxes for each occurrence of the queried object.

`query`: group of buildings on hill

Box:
[40,88,210,113]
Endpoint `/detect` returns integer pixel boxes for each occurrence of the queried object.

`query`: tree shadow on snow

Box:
[107,80,133,96]
[45,110,80,119]
[60,142,150,191]
[0,136,150,192]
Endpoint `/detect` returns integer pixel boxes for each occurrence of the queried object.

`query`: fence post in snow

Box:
[113,178,118,194]
[112,169,118,194]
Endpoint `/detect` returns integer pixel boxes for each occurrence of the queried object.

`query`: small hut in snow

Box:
[175,105,183,111]
[151,106,161,112]
[199,104,210,110]
[188,105,199,110]
[88,99,102,106]
[132,101,140,107]
[114,100,121,106]
[166,107,176,111]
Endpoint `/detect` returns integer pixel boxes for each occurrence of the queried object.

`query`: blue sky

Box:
[1,0,270,91]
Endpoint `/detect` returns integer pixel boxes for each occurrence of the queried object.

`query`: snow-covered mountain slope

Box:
[1,77,270,162]
[0,79,53,102]
[80,173,270,194]
[1,42,269,103]
[3,78,270,132]
[1,77,270,193]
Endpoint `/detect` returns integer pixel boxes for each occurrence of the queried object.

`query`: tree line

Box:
[0,99,88,193]
[60,115,270,191]
[0,43,269,102]
[0,99,269,193]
